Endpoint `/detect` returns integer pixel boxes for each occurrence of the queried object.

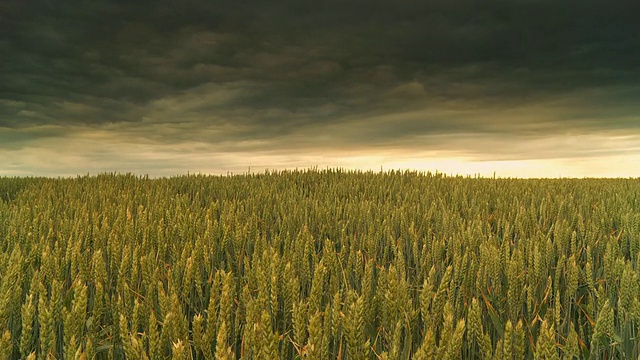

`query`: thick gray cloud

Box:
[1,0,640,176]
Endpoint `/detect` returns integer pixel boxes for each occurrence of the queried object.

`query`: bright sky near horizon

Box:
[2,0,639,177]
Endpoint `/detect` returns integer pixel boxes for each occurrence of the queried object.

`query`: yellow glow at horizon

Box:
[2,125,640,178]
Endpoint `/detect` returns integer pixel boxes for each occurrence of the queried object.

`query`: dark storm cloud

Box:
[1,0,639,156]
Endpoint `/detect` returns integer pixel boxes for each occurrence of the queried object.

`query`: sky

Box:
[2,0,640,178]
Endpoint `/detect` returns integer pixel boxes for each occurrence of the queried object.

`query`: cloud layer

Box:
[2,0,640,176]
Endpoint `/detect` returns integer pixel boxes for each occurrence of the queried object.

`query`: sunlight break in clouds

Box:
[2,125,640,178]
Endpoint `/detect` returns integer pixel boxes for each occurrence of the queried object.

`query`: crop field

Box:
[0,171,639,359]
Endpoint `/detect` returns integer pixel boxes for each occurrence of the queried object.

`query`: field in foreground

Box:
[1,171,639,359]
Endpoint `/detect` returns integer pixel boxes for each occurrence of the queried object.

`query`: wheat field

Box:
[0,170,638,359]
